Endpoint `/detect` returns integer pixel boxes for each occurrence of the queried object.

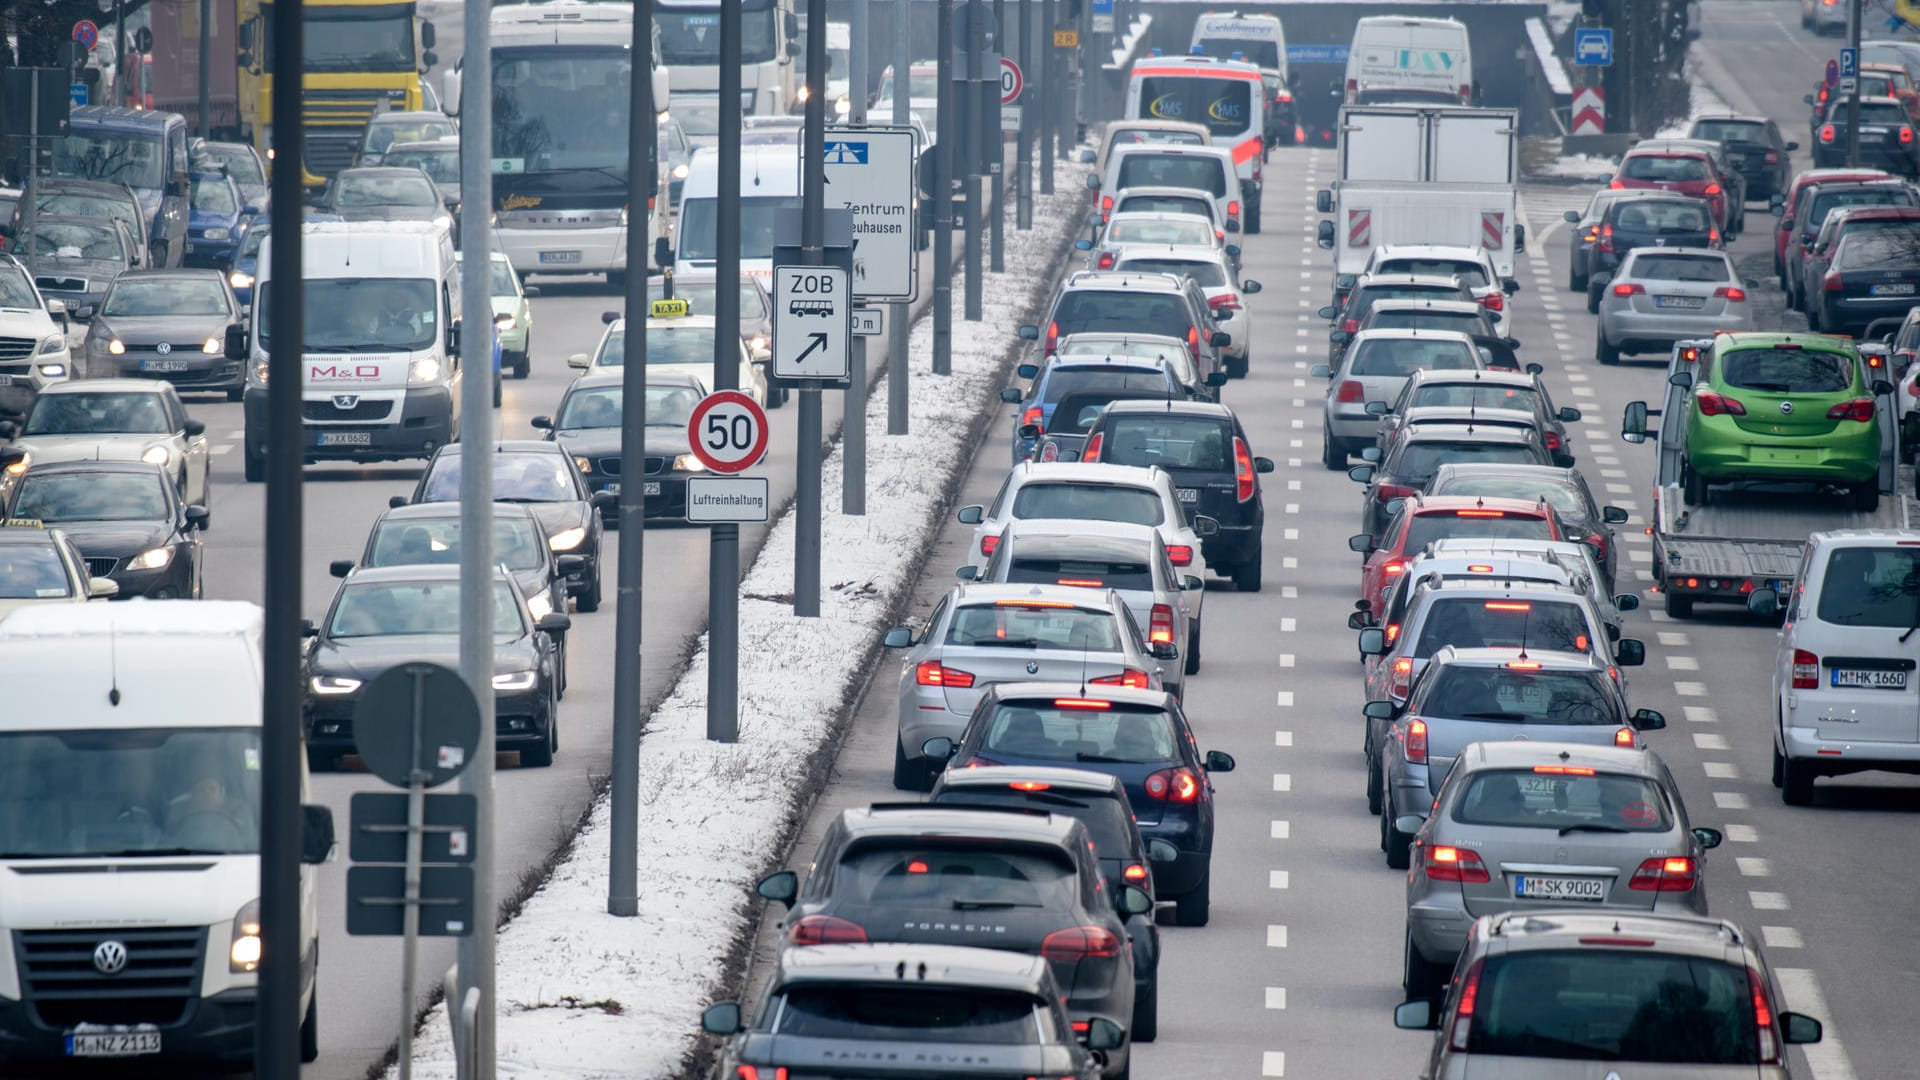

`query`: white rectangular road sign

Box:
[822,125,918,302]
[686,476,770,523]
[851,307,883,336]
[774,264,852,381]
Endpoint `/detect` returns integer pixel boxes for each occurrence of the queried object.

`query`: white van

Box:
[1753,530,1920,804]
[236,220,464,482]
[0,601,332,1069]
[1189,11,1295,146]
[1345,16,1474,106]
[673,144,803,286]
[1124,54,1268,231]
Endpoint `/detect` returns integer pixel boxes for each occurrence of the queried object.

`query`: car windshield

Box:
[0,264,42,308]
[1194,37,1281,67]
[1004,551,1154,591]
[29,222,121,260]
[257,279,437,352]
[1620,155,1709,182]
[1010,483,1164,527]
[50,130,164,190]
[199,144,265,186]
[0,728,262,857]
[838,842,1078,909]
[1836,228,1920,268]
[23,391,171,435]
[1432,476,1585,517]
[1376,259,1490,288]
[1367,311,1485,336]
[676,196,806,261]
[596,324,720,367]
[1717,347,1852,392]
[773,985,1042,1044]
[1628,254,1730,282]
[1115,154,1228,196]
[37,194,140,242]
[1412,599,1595,658]
[875,68,942,101]
[931,786,1136,854]
[652,280,770,322]
[366,120,457,155]
[1052,292,1190,338]
[1454,768,1672,831]
[982,702,1179,763]
[1404,511,1554,553]
[1814,546,1920,626]
[422,453,577,503]
[1395,440,1542,477]
[1135,77,1255,138]
[945,603,1121,650]
[1105,217,1214,246]
[190,177,236,214]
[11,472,168,523]
[335,173,438,208]
[103,277,230,317]
[1691,119,1768,143]
[1465,952,1759,1064]
[1100,415,1233,470]
[0,544,71,598]
[239,227,269,257]
[368,517,547,572]
[1350,338,1477,376]
[327,580,524,638]
[384,148,461,186]
[1117,258,1227,288]
[1116,195,1212,219]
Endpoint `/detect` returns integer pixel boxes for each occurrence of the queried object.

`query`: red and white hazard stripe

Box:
[1348,209,1371,248]
[1481,211,1505,251]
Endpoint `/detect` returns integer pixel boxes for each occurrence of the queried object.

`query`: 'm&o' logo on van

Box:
[309,364,383,383]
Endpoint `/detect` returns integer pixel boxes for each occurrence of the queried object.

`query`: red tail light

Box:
[1384,622,1401,643]
[1186,325,1201,361]
[1382,561,1405,577]
[1612,282,1644,296]
[1148,603,1175,644]
[735,1067,788,1080]
[1207,293,1241,313]
[1144,766,1202,802]
[1100,195,1113,223]
[1345,78,1358,96]
[1167,544,1193,566]
[1096,251,1115,270]
[1764,150,1780,163]
[1714,286,1747,302]
[1274,90,1292,103]
[1458,83,1471,103]
[1748,966,1782,1064]
[1545,431,1563,450]
[1022,406,1043,429]
[915,661,976,688]
[1342,318,1360,334]
[1710,226,1722,246]
[1044,321,1059,355]
[1402,717,1428,763]
[1825,271,1844,292]
[1584,530,1608,560]
[1608,178,1624,189]
[1123,863,1149,881]
[1450,959,1484,1049]
[787,915,868,946]
[1614,726,1637,748]
[1423,845,1491,883]
[1598,222,1615,252]
[1227,199,1241,219]
[1820,124,1837,143]
[1233,436,1256,502]
[1480,291,1504,312]
[1704,183,1722,196]
[1375,483,1417,502]
[1390,656,1414,699]
[1903,127,1915,145]
[1083,432,1103,462]
[1792,649,1820,689]
[1629,856,1698,892]
[1042,926,1121,962]
[981,532,1000,557]
[1090,668,1150,689]
[1336,379,1366,403]
[1827,398,1875,421]
[1696,391,1746,416]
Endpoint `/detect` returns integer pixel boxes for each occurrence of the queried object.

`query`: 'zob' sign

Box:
[773,265,851,381]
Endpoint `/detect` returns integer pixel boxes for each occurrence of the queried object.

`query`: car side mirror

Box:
[1203,749,1234,773]
[1621,400,1650,442]
[1614,593,1641,612]
[1668,369,1694,390]
[1357,628,1387,656]
[1146,837,1178,863]
[300,619,318,638]
[300,804,336,864]
[1016,363,1039,378]
[556,555,585,573]
[590,491,616,510]
[1205,371,1229,387]
[1316,220,1335,249]
[524,285,541,297]
[1394,999,1436,1030]
[1084,174,1101,191]
[1241,278,1261,294]
[1018,423,1042,440]
[1316,305,1337,321]
[329,559,355,578]
[957,504,984,525]
[567,353,591,369]
[955,565,979,581]
[700,1002,743,1036]
[1148,640,1179,661]
[1631,707,1666,731]
[1348,608,1372,631]
[1330,329,1352,345]
[882,626,915,648]
[1502,277,1520,295]
[1783,1012,1823,1045]
[921,735,957,760]
[1311,364,1332,378]
[1363,699,1397,720]
[1315,190,1333,214]
[1182,574,1203,592]
[1747,588,1780,616]
[1803,93,1816,106]
[1348,464,1375,484]
[530,416,555,432]
[1075,238,1093,251]
[1603,505,1629,524]
[1209,330,1231,348]
[1504,337,1522,350]
[183,505,210,530]
[1524,362,1544,375]
[1562,209,1581,223]
[87,577,118,598]
[755,869,798,907]
[1018,324,1039,340]
[999,387,1023,403]
[1692,826,1723,850]
[1785,140,1801,152]
[183,419,206,438]
[1192,515,1219,537]
[1359,447,1381,463]
[536,613,572,636]
[1558,406,1583,422]
[1348,533,1375,554]
[224,324,249,359]
[389,495,409,509]
[1873,378,1895,396]
[1075,148,1097,164]
[1117,884,1153,916]
[1616,639,1647,667]
[1254,456,1274,473]
[1365,400,1389,416]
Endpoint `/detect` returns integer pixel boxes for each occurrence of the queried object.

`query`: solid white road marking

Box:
[1775,968,1859,1080]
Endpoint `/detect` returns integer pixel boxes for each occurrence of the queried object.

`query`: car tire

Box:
[606,270,627,291]
[576,567,603,613]
[1664,589,1695,618]
[1131,976,1158,1043]
[1227,352,1249,379]
[492,371,503,408]
[893,736,932,791]
[1366,745,1383,816]
[244,443,265,483]
[513,346,530,379]
[299,992,319,1064]
[1854,482,1880,512]
[1569,259,1588,293]
[523,711,556,768]
[1596,335,1620,366]
[1404,927,1450,1002]
[1772,741,1786,788]
[1173,868,1210,927]
[226,388,244,403]
[1234,554,1263,592]
[1683,463,1708,507]
[1781,754,1816,805]
[1321,434,1345,470]
[1381,793,1412,869]
[1586,280,1603,314]
[1184,622,1201,676]
[306,748,339,773]
[1245,202,1262,235]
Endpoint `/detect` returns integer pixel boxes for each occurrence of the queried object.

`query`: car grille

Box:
[84,557,118,578]
[304,398,394,422]
[15,926,206,1028]
[0,337,36,362]
[34,276,85,294]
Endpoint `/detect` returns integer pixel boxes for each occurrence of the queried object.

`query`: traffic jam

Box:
[0,1,1912,1077]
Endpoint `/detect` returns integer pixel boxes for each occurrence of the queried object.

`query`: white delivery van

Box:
[236,220,464,483]
[1189,11,1296,146]
[673,144,804,287]
[1123,54,1268,231]
[1345,16,1474,106]
[0,601,333,1070]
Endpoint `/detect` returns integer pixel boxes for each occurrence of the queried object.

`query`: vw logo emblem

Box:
[154,341,171,355]
[1605,1073,1623,1080]
[92,940,128,975]
[1025,661,1040,674]
[333,395,360,410]
[1780,401,1795,415]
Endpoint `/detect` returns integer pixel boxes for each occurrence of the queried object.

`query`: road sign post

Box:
[844,0,871,517]
[990,4,1008,274]
[889,0,912,437]
[1091,0,1114,34]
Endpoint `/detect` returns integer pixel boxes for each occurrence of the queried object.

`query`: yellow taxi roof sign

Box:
[650,298,690,318]
[1,518,44,528]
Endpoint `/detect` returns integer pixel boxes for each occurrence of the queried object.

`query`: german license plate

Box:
[642,481,661,496]
[317,430,372,447]
[1513,875,1606,902]
[1176,488,1199,503]
[66,1031,161,1057]
[1655,295,1705,309]
[140,359,189,372]
[538,251,582,265]
[0,374,14,386]
[1832,668,1908,690]
[1870,282,1916,297]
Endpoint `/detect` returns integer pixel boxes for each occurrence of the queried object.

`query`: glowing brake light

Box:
[1166,544,1193,566]
[1614,726,1638,747]
[1148,603,1176,644]
[1454,509,1508,518]
[1082,432,1104,462]
[916,661,975,688]
[1612,282,1645,296]
[1123,863,1149,881]
[1715,286,1747,302]
[735,1066,789,1080]
[1704,183,1722,196]
[1629,856,1697,891]
[1483,601,1532,611]
[1227,199,1241,219]
[1904,126,1916,145]
[1532,765,1595,775]
[1044,321,1059,355]
[981,533,1001,557]
[1052,697,1114,710]
[1233,436,1256,502]
[1390,656,1414,698]
[1402,718,1428,763]
[1009,781,1051,791]
[1598,222,1615,252]
[1820,124,1837,143]
[1089,669,1150,689]
[1143,766,1202,802]
[1424,845,1490,883]
[1022,406,1043,430]
[1826,398,1875,421]
[1097,251,1115,270]
[1056,578,1104,587]
[1466,564,1494,573]
[1506,660,1543,670]
[1749,966,1782,1064]
[787,915,867,946]
[1449,959,1484,1050]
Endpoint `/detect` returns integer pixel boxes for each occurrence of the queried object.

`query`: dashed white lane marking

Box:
[1592,454,1619,466]
[1600,468,1626,478]
[1266,925,1288,948]
[1284,503,1300,514]
[1281,586,1298,599]
[1703,761,1738,779]
[1775,968,1860,1080]
[1277,691,1295,707]
[1278,653,1296,668]
[1271,820,1290,839]
[1658,631,1690,646]
[1269,870,1290,890]
[227,429,244,439]
[1674,682,1707,696]
[1283,556,1298,569]
[1275,730,1293,745]
[1624,532,1650,543]
[1736,857,1773,877]
[1265,987,1288,1010]
[210,444,234,455]
[1713,791,1750,810]
[1605,482,1632,493]
[1684,706,1717,723]
[1287,458,1302,469]
[1262,1050,1287,1077]
[1725,823,1759,843]
[1762,926,1804,949]
[1571,386,1597,397]
[1694,732,1729,750]
[1283,528,1299,541]
[1667,655,1700,671]
[1750,891,1791,911]
[1280,617,1297,631]
[1290,418,1304,429]
[1273,773,1292,792]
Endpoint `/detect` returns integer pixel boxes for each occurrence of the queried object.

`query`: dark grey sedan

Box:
[82,269,246,395]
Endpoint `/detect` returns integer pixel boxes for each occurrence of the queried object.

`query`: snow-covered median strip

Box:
[395,162,1085,1080]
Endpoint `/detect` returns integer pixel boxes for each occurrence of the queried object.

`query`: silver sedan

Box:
[1596,247,1751,365]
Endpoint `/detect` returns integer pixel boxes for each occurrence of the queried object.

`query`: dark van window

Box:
[1467,952,1759,1065]
[1101,416,1233,470]
[1115,153,1228,196]
[1135,77,1255,139]
[1815,547,1920,626]
[1052,291,1191,338]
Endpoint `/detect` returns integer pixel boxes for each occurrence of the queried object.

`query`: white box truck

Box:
[0,601,333,1069]
[1314,105,1522,286]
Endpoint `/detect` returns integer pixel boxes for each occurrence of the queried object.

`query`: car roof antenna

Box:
[1516,606,1531,663]
[107,619,122,707]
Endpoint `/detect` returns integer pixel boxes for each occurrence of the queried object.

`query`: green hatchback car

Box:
[1682,333,1887,510]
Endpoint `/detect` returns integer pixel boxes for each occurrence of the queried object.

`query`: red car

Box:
[1610,146,1733,233]
[1772,167,1893,278]
[1349,494,1566,616]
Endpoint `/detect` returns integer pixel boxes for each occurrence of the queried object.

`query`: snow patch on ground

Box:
[1537,152,1619,181]
[392,161,1086,1080]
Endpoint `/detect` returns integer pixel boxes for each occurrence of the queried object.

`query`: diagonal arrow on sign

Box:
[794,332,829,365]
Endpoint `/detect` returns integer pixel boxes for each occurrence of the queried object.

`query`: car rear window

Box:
[1115,152,1228,196]
[1832,101,1911,125]
[1115,194,1214,219]
[1691,119,1767,144]
[1716,347,1852,393]
[1411,598,1594,657]
[1006,554,1154,591]
[1394,440,1543,477]
[1417,665,1614,724]
[1105,217,1215,247]
[982,702,1180,764]
[1116,258,1227,288]
[946,603,1121,651]
[837,843,1079,910]
[930,786,1136,854]
[1365,310,1486,336]
[1375,259,1491,289]
[1453,768,1672,831]
[1409,384,1541,413]
[1620,155,1708,182]
[1403,510,1554,553]
[1101,416,1233,470]
[1010,483,1165,527]
[1109,127,1208,148]
[1612,201,1711,232]
[1041,366,1178,404]
[774,985,1041,1044]
[1052,292,1191,338]
[1430,476,1586,517]
[1810,188,1917,226]
[1628,254,1731,282]
[1350,337,1478,376]
[1836,228,1920,269]
[1814,546,1920,626]
[1354,285,1464,313]
[1466,952,1760,1065]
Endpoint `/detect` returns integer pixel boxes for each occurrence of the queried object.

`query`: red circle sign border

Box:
[686,389,769,474]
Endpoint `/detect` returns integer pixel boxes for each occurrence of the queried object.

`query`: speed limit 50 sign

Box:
[686,390,769,474]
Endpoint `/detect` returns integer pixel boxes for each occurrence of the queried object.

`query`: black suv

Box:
[1082,399,1273,590]
[1688,114,1798,201]
[1578,193,1717,312]
[755,804,1151,1079]
[1020,270,1229,385]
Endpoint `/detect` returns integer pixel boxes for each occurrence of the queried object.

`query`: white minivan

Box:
[672,144,803,287]
[1345,16,1474,106]
[1189,11,1295,147]
[1753,530,1920,804]
[0,601,333,1069]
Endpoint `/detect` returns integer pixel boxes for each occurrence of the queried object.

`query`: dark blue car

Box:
[186,170,244,269]
[927,682,1234,927]
[1002,357,1193,465]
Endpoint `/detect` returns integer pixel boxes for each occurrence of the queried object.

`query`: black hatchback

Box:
[1082,399,1273,590]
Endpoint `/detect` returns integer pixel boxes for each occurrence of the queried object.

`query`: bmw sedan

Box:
[1,460,204,599]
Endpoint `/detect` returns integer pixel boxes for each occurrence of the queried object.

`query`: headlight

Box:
[4,452,28,476]
[526,591,554,621]
[671,453,707,472]
[140,445,172,466]
[229,898,261,973]
[796,84,811,103]
[202,336,222,354]
[672,163,690,180]
[309,675,362,695]
[108,339,126,355]
[835,96,851,116]
[125,546,173,571]
[204,227,230,241]
[38,335,64,355]
[252,360,269,385]
[407,355,442,386]
[573,456,594,475]
[491,670,538,691]
[749,334,768,351]
[548,525,587,551]
[37,363,65,377]
[229,271,254,289]
[495,313,515,329]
